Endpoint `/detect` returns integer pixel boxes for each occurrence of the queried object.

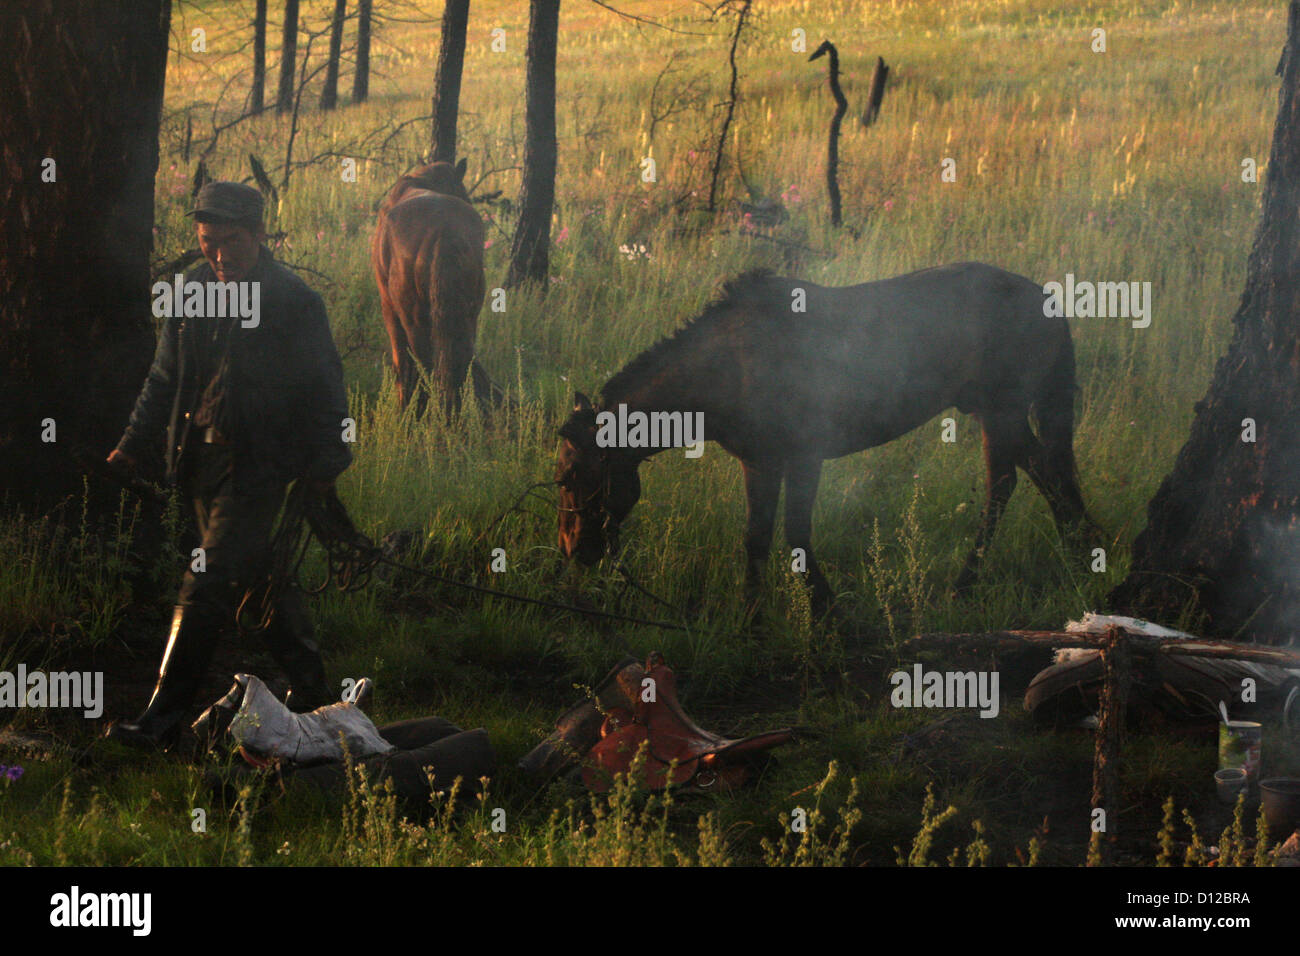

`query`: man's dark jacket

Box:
[116,249,352,495]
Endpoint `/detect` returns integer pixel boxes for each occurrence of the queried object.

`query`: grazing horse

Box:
[372,159,486,415]
[555,262,1095,612]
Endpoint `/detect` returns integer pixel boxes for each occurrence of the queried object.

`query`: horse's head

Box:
[384,158,472,209]
[556,393,641,565]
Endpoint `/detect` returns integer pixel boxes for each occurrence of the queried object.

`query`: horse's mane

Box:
[601,269,779,400]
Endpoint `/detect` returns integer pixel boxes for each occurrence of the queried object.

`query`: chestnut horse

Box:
[372,160,488,415]
[556,262,1095,612]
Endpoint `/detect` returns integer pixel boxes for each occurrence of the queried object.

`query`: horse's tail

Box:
[1031,330,1095,531]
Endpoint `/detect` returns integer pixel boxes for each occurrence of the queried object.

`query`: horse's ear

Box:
[455,157,468,179]
[574,392,592,412]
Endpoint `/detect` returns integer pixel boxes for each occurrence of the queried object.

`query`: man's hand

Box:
[106,449,137,476]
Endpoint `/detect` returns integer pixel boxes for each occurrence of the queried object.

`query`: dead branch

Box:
[809,39,847,227]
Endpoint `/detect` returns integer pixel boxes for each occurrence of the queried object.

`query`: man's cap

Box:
[188,181,264,225]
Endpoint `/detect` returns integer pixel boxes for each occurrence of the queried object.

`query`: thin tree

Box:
[431,0,471,162]
[0,0,169,510]
[353,0,372,104]
[707,0,751,213]
[809,39,846,227]
[252,0,268,113]
[319,0,347,110]
[1110,1,1300,643]
[507,0,560,288]
[277,0,299,113]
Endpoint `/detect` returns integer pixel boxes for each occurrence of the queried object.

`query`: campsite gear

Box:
[105,604,222,748]
[579,653,796,793]
[1216,768,1247,805]
[1219,720,1262,785]
[1024,615,1300,727]
[285,719,494,804]
[218,674,394,764]
[555,263,1095,612]
[196,682,494,806]
[1260,779,1300,838]
[518,656,645,780]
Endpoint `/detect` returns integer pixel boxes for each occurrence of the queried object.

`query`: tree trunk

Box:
[1110,1,1300,644]
[0,0,168,511]
[252,0,267,113]
[277,0,299,114]
[431,0,471,163]
[707,0,751,213]
[810,40,846,228]
[860,56,889,128]
[320,0,347,111]
[507,0,560,289]
[353,0,372,104]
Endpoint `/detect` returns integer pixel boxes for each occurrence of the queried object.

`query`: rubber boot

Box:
[262,591,335,713]
[105,605,221,749]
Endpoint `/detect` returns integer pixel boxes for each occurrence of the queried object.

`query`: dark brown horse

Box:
[556,262,1094,611]
[372,160,488,415]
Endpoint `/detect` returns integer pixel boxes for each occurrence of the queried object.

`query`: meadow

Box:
[0,0,1295,866]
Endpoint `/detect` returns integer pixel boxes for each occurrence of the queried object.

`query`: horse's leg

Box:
[955,413,1023,593]
[741,459,782,609]
[783,455,832,614]
[1018,426,1090,533]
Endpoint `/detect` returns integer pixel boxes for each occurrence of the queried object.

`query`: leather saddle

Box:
[521,652,796,793]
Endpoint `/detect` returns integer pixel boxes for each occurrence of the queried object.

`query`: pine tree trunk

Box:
[507,0,560,289]
[431,0,471,163]
[0,0,169,510]
[320,0,347,111]
[353,0,372,104]
[277,0,299,114]
[252,0,267,113]
[1110,1,1300,643]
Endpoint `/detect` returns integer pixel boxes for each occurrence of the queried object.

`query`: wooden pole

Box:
[909,629,1300,667]
[1089,627,1130,866]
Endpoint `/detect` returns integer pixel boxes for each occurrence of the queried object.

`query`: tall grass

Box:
[0,0,1291,865]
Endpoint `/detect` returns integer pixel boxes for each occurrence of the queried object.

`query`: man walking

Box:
[105,181,352,748]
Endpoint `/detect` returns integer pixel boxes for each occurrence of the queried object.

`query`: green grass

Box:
[1,0,1296,865]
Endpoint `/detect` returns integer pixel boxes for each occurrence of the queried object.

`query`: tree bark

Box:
[320,0,347,111]
[353,0,372,104]
[1110,2,1300,644]
[252,0,267,113]
[507,0,560,289]
[0,0,169,511]
[277,0,299,114]
[431,0,471,162]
